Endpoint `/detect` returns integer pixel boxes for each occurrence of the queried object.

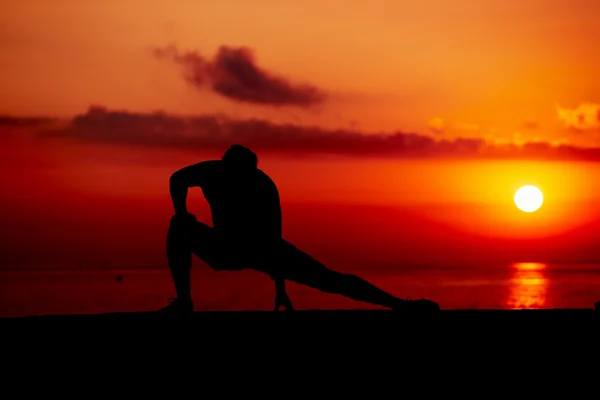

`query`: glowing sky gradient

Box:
[2,1,600,271]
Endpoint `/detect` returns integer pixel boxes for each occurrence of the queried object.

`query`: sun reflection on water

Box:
[506,262,548,309]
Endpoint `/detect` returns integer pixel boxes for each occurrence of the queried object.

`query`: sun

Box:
[514,185,543,213]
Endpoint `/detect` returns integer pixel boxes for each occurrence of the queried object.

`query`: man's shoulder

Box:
[198,160,224,176]
[256,169,277,188]
[189,160,223,187]
[202,160,224,168]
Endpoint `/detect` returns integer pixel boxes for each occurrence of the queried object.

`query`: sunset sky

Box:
[2,1,600,272]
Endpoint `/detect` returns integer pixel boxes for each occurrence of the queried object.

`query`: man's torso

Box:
[200,162,281,253]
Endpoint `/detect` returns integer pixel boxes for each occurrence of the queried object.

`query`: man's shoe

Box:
[394,297,440,313]
[157,298,194,314]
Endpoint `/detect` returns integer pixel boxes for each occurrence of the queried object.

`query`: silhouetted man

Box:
[161,145,439,313]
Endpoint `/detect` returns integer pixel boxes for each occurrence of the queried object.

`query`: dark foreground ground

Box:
[2,308,599,384]
[3,308,599,345]
[0,309,596,395]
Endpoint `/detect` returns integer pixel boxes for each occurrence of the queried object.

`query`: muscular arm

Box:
[267,182,283,243]
[263,177,293,310]
[258,176,283,252]
[169,160,220,215]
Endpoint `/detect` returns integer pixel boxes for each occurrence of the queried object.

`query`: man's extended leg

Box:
[270,241,439,311]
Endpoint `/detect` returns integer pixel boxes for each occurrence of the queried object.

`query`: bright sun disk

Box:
[514,185,543,212]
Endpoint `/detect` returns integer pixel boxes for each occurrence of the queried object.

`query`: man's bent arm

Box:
[264,180,293,309]
[169,160,219,215]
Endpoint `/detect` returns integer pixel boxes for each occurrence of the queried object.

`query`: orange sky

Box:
[2,2,600,269]
[2,1,600,145]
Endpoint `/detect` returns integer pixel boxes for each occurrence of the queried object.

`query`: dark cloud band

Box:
[35,106,600,162]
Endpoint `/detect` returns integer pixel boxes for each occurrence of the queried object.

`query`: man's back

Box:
[199,160,282,250]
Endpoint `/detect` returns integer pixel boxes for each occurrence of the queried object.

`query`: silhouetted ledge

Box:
[2,309,599,363]
[2,308,599,331]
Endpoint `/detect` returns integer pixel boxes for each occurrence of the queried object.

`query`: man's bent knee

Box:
[167,221,188,242]
[168,215,205,238]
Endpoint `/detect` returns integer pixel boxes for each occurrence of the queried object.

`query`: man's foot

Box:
[393,297,440,313]
[157,298,194,314]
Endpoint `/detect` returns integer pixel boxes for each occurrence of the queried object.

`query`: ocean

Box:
[1,263,599,317]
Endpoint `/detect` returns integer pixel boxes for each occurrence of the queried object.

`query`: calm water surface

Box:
[1,263,599,317]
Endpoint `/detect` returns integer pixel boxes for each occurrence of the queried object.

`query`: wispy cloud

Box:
[428,117,444,133]
[0,116,56,127]
[522,121,539,130]
[454,123,480,133]
[154,45,326,107]
[556,102,600,131]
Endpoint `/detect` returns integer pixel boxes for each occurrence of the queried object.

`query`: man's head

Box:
[222,145,258,173]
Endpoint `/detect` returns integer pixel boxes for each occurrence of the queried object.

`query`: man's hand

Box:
[272,277,294,311]
[274,291,294,311]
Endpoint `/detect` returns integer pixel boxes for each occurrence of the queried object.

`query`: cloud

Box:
[153,45,326,107]
[0,116,56,127]
[454,123,480,133]
[522,121,539,130]
[428,117,444,133]
[556,102,600,131]
[36,105,600,162]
